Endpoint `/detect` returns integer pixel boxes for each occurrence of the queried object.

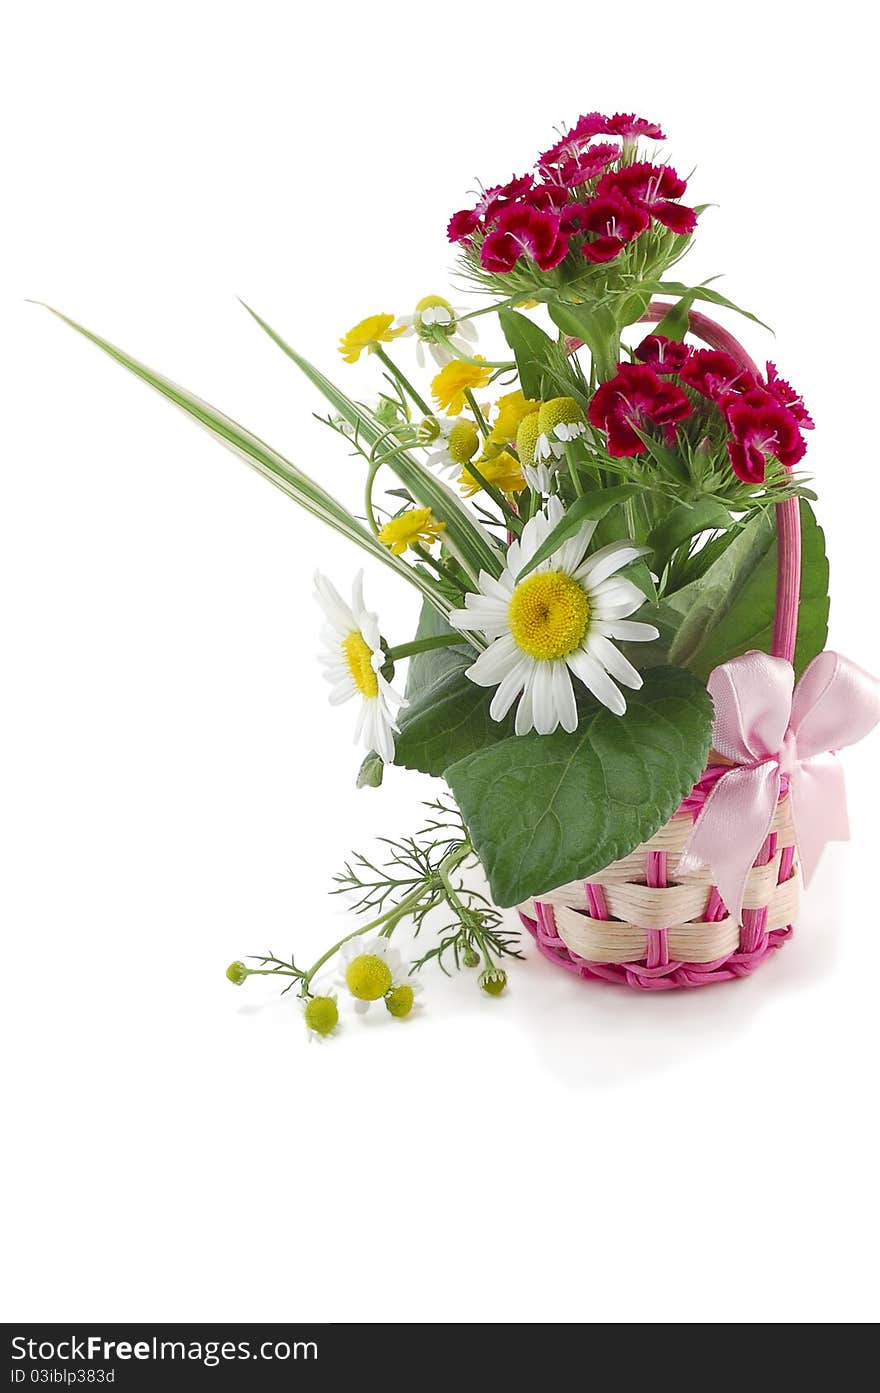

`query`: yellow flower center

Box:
[304,996,339,1036]
[508,570,590,660]
[345,953,393,1001]
[385,984,415,1018]
[342,631,379,698]
[448,420,480,465]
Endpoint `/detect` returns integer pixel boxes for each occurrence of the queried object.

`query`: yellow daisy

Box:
[378,507,447,555]
[458,452,526,498]
[431,357,493,415]
[338,314,406,364]
[490,390,541,446]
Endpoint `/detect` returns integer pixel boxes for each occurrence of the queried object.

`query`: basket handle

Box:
[640,302,801,664]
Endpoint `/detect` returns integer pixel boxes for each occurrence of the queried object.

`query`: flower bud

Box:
[461,945,481,969]
[226,960,248,986]
[385,984,415,1018]
[479,967,507,996]
[304,995,340,1037]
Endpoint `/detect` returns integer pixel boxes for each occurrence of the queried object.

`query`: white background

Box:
[3,1,879,1325]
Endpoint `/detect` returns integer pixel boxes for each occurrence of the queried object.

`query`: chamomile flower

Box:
[378,507,447,555]
[338,314,406,364]
[458,451,526,498]
[384,979,423,1020]
[535,397,587,461]
[424,415,481,475]
[431,357,493,415]
[448,496,659,730]
[516,410,554,493]
[314,571,405,764]
[339,938,405,1014]
[302,993,340,1041]
[396,295,479,368]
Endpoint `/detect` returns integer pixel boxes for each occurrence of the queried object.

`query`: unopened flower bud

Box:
[226,960,248,986]
[479,967,507,996]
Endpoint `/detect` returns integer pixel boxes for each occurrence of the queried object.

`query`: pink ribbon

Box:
[678,650,880,924]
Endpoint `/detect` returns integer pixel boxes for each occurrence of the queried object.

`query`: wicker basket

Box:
[518,309,804,990]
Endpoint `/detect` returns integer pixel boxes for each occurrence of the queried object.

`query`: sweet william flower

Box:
[725,397,807,482]
[338,314,406,364]
[448,495,659,729]
[599,163,696,235]
[378,507,447,555]
[634,333,692,374]
[480,206,569,274]
[446,175,535,242]
[588,363,692,457]
[680,348,752,402]
[571,195,650,263]
[763,362,814,428]
[314,571,405,764]
[431,357,493,414]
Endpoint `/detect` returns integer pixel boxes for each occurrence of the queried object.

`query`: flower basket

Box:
[518,316,804,989]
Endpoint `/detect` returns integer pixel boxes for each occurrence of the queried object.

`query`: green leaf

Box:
[396,657,513,778]
[403,602,472,703]
[652,288,701,342]
[239,300,505,581]
[641,280,771,333]
[515,486,639,580]
[35,304,453,616]
[497,309,556,400]
[647,500,734,567]
[666,500,829,679]
[356,752,384,788]
[446,667,714,907]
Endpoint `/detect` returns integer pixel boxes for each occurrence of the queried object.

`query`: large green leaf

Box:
[666,499,829,680]
[395,654,513,779]
[646,500,734,569]
[446,667,714,907]
[403,602,472,702]
[497,308,556,399]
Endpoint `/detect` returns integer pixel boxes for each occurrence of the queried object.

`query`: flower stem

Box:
[373,346,430,415]
[464,389,491,439]
[441,340,515,371]
[303,882,431,991]
[564,443,583,498]
[386,634,462,661]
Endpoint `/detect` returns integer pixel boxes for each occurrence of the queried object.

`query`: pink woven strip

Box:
[645,850,670,968]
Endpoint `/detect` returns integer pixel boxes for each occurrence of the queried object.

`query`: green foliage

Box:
[514,486,640,580]
[497,308,557,399]
[446,667,714,907]
[666,500,829,679]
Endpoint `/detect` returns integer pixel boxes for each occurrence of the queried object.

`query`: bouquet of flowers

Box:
[45,108,880,1033]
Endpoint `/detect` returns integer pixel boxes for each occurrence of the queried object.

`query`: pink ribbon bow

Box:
[678,650,880,924]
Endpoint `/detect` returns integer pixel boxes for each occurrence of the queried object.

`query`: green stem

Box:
[564,443,583,499]
[461,459,520,527]
[364,461,381,537]
[303,882,431,990]
[387,634,462,661]
[464,389,491,439]
[413,543,472,593]
[441,340,516,371]
[437,844,474,915]
[374,346,430,415]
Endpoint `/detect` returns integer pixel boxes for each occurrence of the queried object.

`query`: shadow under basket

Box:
[523,305,804,991]
[518,797,798,991]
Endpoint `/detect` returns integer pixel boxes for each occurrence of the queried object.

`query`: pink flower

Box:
[446,175,535,243]
[680,349,754,402]
[763,362,814,428]
[599,162,696,234]
[588,363,693,457]
[575,195,650,263]
[725,398,807,482]
[544,143,620,189]
[480,206,569,273]
[634,333,692,374]
[605,113,665,140]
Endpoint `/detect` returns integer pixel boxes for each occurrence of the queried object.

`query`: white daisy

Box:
[338,937,406,1014]
[314,571,405,763]
[534,397,588,462]
[448,496,659,731]
[396,295,478,368]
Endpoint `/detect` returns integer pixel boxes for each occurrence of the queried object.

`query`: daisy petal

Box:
[551,660,579,732]
[597,619,661,642]
[587,632,644,689]
[567,649,627,716]
[465,634,520,686]
[576,542,651,587]
[489,657,530,722]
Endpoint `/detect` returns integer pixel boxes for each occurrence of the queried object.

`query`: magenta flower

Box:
[599,162,696,234]
[763,362,814,428]
[446,175,535,243]
[680,349,753,402]
[588,363,693,457]
[545,143,620,190]
[575,195,650,263]
[634,333,692,374]
[480,206,569,273]
[605,113,665,140]
[725,397,807,482]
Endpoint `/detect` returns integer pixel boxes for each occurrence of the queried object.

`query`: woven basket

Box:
[518,308,803,990]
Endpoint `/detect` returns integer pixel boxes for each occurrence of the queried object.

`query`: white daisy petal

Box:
[576,541,651,587]
[515,668,537,735]
[586,632,644,690]
[489,657,530,722]
[597,619,661,643]
[551,660,579,733]
[465,634,519,686]
[532,661,557,735]
[590,576,650,620]
[567,649,627,716]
